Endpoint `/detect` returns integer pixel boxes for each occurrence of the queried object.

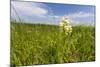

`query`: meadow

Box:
[10,22,95,66]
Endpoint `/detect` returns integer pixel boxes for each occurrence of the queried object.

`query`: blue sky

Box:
[11,1,95,25]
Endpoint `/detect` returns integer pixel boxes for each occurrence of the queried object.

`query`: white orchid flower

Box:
[59,17,72,35]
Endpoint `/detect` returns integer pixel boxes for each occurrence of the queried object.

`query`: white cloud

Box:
[11,1,48,17]
[46,12,95,25]
[48,15,61,19]
[64,12,95,25]
[67,12,94,18]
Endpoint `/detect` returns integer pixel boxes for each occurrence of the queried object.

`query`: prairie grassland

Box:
[10,22,95,66]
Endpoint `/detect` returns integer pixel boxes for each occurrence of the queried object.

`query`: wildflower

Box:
[59,17,72,35]
[62,17,70,24]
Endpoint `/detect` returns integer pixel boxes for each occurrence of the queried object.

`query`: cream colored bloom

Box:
[59,22,64,27]
[59,17,72,35]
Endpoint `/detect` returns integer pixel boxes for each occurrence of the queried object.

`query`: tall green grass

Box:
[10,22,95,66]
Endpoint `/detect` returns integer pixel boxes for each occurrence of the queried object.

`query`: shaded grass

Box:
[10,22,95,66]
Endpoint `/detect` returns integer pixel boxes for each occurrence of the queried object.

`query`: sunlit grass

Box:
[10,22,95,66]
